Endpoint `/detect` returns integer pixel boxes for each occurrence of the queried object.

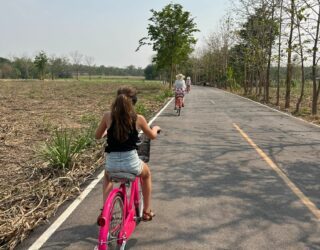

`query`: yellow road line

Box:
[233,123,320,220]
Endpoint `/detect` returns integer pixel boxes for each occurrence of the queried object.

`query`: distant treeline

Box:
[0,55,145,80]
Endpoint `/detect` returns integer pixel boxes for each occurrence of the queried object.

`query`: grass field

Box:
[0,78,169,249]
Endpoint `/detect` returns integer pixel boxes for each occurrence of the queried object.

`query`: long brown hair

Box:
[111,86,137,142]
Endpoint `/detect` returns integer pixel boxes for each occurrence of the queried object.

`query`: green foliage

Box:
[38,123,97,170]
[77,114,98,149]
[226,67,239,90]
[137,3,199,83]
[49,56,71,79]
[228,4,279,89]
[0,55,146,80]
[34,51,48,80]
[144,64,158,80]
[39,129,79,170]
[135,103,148,117]
[156,87,174,102]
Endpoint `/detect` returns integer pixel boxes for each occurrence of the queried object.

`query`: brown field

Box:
[0,79,167,249]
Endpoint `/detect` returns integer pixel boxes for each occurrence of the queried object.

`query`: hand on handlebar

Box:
[152,125,161,134]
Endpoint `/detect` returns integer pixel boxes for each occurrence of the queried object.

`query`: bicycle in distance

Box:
[174,89,184,116]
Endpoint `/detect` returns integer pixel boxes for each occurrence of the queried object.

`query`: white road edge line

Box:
[28,97,174,250]
[215,88,320,129]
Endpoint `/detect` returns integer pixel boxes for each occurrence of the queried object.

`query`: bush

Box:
[38,123,97,170]
[156,87,173,102]
[135,103,148,117]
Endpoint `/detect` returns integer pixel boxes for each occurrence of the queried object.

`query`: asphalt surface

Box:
[21,86,320,250]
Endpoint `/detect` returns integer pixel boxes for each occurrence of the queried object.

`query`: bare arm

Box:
[95,112,110,139]
[137,115,160,140]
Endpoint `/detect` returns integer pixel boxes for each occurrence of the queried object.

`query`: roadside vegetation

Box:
[0,78,168,249]
[179,0,320,123]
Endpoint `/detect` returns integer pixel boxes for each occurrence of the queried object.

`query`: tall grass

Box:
[135,103,148,117]
[156,86,174,102]
[38,122,97,170]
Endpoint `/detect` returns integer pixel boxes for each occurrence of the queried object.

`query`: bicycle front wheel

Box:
[97,194,124,250]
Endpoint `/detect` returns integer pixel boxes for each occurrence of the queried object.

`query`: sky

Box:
[0,0,231,68]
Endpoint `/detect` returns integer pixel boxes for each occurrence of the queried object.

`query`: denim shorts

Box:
[105,150,143,175]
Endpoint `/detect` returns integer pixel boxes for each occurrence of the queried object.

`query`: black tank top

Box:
[105,120,139,153]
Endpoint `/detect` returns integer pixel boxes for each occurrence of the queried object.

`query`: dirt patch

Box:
[0,80,166,249]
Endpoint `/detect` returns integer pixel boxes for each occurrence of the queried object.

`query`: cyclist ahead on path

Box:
[95,86,161,221]
[186,76,191,93]
[174,73,186,109]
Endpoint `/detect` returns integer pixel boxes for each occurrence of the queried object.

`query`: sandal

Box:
[97,208,103,226]
[143,210,156,221]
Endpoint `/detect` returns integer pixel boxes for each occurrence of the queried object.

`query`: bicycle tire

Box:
[97,194,124,250]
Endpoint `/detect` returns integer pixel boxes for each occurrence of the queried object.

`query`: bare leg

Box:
[102,171,113,206]
[139,163,152,213]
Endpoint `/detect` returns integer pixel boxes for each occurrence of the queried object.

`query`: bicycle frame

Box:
[97,176,141,250]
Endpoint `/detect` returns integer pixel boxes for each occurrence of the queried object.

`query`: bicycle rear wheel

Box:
[97,194,124,250]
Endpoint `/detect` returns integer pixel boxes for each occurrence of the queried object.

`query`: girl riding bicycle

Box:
[174,73,186,109]
[186,76,191,93]
[95,86,161,221]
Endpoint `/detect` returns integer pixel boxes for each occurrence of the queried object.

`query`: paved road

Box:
[22,86,320,249]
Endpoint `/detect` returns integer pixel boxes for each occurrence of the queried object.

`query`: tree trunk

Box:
[294,1,306,114]
[285,0,294,110]
[277,0,283,107]
[255,72,259,95]
[311,2,320,115]
[244,58,248,95]
[258,69,263,97]
[170,63,174,89]
[265,0,275,103]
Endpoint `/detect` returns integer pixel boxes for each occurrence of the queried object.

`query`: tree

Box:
[234,3,279,98]
[70,51,83,80]
[276,0,284,106]
[285,0,295,109]
[0,63,14,78]
[34,51,48,80]
[84,55,94,79]
[49,56,71,79]
[13,56,34,79]
[294,0,308,113]
[265,0,276,103]
[303,0,320,114]
[137,3,199,86]
[144,64,159,80]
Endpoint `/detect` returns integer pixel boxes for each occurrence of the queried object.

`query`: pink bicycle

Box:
[96,132,158,250]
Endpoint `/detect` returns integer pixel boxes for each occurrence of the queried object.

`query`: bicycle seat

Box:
[109,172,137,182]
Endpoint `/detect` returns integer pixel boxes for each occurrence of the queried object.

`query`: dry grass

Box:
[230,84,320,125]
[0,79,166,249]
